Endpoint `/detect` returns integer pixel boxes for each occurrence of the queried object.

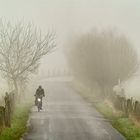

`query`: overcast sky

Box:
[0,0,140,57]
[0,0,140,96]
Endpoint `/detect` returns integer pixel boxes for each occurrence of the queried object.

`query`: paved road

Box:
[24,82,125,140]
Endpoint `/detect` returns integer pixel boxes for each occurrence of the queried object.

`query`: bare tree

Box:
[0,20,56,96]
[66,30,138,98]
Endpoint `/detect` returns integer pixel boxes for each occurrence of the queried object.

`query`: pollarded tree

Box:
[66,30,138,97]
[0,20,56,95]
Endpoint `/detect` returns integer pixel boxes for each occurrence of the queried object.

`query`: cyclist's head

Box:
[39,85,42,88]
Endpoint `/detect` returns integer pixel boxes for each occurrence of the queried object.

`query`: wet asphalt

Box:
[24,81,125,140]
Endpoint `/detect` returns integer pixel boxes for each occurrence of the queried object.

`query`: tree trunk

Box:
[101,85,115,100]
[100,85,106,99]
[107,86,115,100]
[13,78,18,98]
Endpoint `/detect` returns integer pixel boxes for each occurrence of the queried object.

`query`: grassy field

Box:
[0,104,31,140]
[75,84,140,140]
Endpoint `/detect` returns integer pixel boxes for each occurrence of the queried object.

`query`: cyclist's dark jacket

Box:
[35,87,45,98]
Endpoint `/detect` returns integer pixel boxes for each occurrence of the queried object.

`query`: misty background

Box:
[0,0,140,98]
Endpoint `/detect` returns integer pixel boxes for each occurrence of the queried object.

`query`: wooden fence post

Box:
[0,92,15,130]
[113,93,140,120]
[0,106,5,132]
[134,100,140,120]
[4,92,11,127]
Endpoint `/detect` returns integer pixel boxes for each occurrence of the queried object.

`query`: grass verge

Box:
[0,104,31,140]
[95,102,140,140]
[76,85,140,140]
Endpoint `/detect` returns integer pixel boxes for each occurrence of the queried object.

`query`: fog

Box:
[0,0,140,98]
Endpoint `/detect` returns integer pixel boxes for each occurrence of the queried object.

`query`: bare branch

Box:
[0,20,56,93]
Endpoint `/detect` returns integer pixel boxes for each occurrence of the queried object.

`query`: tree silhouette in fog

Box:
[0,20,55,96]
[66,30,138,97]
